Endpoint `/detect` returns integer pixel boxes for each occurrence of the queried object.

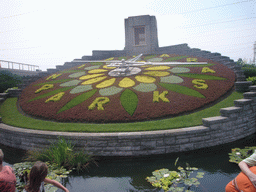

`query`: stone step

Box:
[243,92,256,99]
[235,81,252,92]
[220,106,242,119]
[0,98,5,103]
[250,85,256,92]
[234,98,253,107]
[0,93,9,99]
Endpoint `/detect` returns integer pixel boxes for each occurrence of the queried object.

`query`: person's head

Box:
[0,149,3,165]
[26,161,48,192]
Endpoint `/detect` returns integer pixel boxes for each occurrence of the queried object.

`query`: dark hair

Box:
[25,161,48,192]
[0,149,3,164]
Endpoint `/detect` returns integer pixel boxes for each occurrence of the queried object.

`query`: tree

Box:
[0,70,22,93]
[237,58,244,65]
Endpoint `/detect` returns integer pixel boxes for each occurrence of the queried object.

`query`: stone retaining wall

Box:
[0,86,256,156]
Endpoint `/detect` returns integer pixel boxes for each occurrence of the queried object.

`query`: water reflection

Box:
[1,133,255,192]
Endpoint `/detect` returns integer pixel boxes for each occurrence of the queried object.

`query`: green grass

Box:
[0,91,243,132]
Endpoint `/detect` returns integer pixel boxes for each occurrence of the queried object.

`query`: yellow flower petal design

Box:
[79,73,104,80]
[88,69,108,73]
[119,77,135,88]
[103,65,116,69]
[135,75,156,83]
[96,78,116,88]
[143,71,170,77]
[81,76,107,85]
[145,66,170,70]
[160,54,170,57]
[105,57,114,61]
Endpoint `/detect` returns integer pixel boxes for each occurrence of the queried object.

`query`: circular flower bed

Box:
[19,54,236,123]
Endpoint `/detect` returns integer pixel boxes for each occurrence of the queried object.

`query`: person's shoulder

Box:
[3,165,15,174]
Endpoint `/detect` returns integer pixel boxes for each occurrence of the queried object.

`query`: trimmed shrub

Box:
[0,70,22,93]
[242,67,256,78]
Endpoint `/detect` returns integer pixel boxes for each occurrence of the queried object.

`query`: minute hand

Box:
[125,61,208,66]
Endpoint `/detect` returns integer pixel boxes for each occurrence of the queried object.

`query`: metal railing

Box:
[0,60,39,71]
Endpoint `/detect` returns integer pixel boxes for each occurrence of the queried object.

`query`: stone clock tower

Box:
[124,15,159,55]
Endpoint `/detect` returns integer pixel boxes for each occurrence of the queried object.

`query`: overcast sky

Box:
[0,0,255,71]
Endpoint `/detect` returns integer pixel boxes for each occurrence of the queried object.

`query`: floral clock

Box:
[19,54,236,123]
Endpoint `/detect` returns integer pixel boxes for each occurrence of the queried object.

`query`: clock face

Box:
[19,54,236,123]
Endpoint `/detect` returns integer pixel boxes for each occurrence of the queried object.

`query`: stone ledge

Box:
[235,81,252,92]
[0,93,9,99]
[234,99,253,107]
[243,92,256,99]
[220,106,242,116]
[202,116,228,126]
[250,85,256,92]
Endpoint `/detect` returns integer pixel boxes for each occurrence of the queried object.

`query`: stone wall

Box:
[0,86,256,156]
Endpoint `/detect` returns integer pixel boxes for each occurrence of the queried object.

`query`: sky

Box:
[0,0,255,71]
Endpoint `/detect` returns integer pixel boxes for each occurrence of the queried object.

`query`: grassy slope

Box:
[0,91,243,132]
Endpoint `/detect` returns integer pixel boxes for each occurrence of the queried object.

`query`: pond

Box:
[2,133,256,192]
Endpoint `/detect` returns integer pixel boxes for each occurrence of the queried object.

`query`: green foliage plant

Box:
[57,89,97,113]
[177,73,226,80]
[25,137,93,172]
[246,76,256,85]
[146,158,204,192]
[228,146,256,164]
[0,70,22,93]
[13,161,71,192]
[144,54,157,60]
[120,89,138,116]
[159,83,205,98]
[164,56,188,62]
[242,66,256,78]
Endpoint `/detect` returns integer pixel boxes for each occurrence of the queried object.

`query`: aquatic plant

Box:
[229,146,256,164]
[146,158,204,192]
[25,137,93,172]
